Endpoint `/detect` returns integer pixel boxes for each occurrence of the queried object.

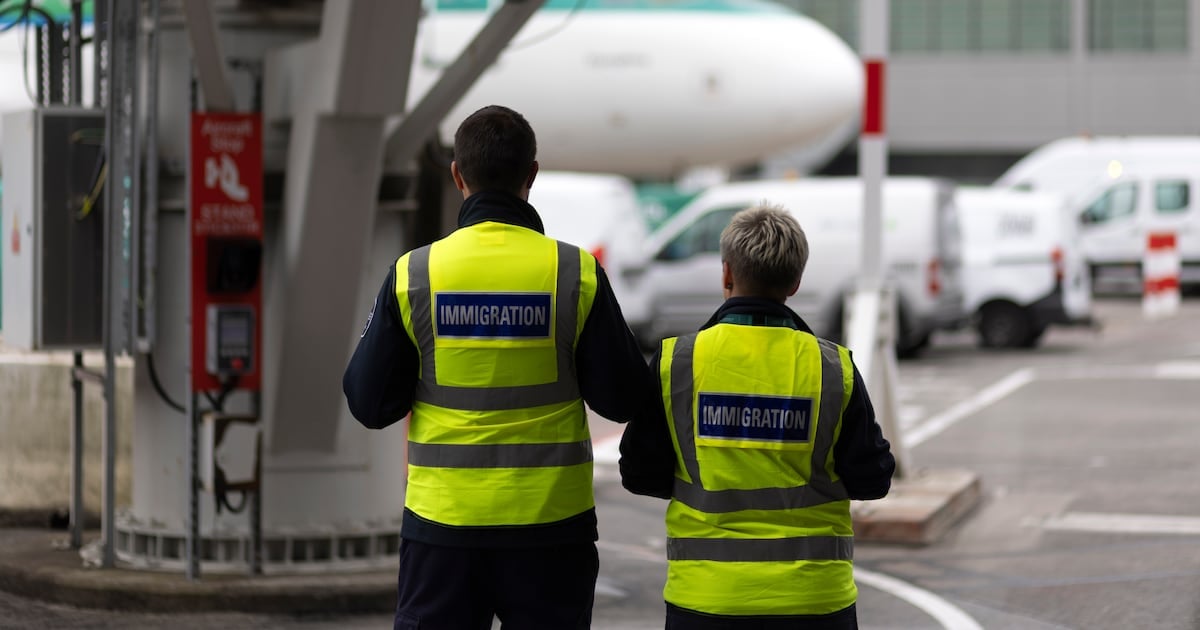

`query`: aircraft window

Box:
[1082,182,1138,224]
[1155,181,1189,214]
[657,207,739,261]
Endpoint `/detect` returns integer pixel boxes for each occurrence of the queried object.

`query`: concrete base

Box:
[0,345,134,514]
[0,529,395,614]
[851,468,982,545]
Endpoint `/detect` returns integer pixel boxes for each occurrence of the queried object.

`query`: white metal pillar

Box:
[263,1,421,454]
[847,0,911,478]
[266,0,548,452]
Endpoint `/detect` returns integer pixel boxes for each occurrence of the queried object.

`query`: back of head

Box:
[453,105,538,195]
[720,203,809,299]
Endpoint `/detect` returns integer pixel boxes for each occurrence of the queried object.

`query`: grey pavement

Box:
[2,296,1200,629]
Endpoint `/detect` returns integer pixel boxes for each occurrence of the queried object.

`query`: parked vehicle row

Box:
[534,171,1097,354]
[994,136,1200,289]
[533,135,1200,354]
[621,177,964,355]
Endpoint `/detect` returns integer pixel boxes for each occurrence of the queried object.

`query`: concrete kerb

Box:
[0,529,397,614]
[851,467,983,545]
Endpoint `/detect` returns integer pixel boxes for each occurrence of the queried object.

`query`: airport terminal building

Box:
[785,0,1200,181]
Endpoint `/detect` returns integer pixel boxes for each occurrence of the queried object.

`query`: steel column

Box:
[69,352,84,549]
[265,0,421,453]
[179,0,236,112]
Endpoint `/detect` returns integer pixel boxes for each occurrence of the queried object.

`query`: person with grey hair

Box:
[620,203,895,629]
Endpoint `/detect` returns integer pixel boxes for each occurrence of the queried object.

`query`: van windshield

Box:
[658,206,740,261]
[1082,182,1138,224]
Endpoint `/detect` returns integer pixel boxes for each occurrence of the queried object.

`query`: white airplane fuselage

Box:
[413,2,863,177]
[0,2,862,178]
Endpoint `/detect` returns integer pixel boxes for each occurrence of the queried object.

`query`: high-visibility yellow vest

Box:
[660,321,857,616]
[395,221,599,527]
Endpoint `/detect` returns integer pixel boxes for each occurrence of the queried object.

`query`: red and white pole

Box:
[859,0,888,291]
[847,0,910,477]
[1143,231,1181,319]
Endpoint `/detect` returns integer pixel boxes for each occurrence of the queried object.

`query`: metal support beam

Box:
[140,0,161,351]
[99,0,142,569]
[383,0,547,172]
[69,353,85,549]
[179,0,235,111]
[69,0,82,105]
[264,1,421,453]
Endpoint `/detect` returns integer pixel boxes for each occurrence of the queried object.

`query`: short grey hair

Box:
[719,203,809,295]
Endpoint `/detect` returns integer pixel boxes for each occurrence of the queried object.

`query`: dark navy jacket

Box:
[343,191,654,547]
[619,297,896,501]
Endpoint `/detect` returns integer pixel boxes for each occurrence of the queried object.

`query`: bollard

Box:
[1143,232,1181,319]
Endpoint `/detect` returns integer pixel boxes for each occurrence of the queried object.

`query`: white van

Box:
[955,188,1094,348]
[623,177,965,356]
[995,136,1200,195]
[995,136,1200,288]
[1072,171,1200,288]
[528,171,651,323]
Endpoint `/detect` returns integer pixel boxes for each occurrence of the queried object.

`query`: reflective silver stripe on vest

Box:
[407,240,582,411]
[669,332,848,513]
[408,439,593,469]
[666,535,854,562]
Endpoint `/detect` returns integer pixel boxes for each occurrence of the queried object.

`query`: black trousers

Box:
[666,602,858,630]
[393,539,599,630]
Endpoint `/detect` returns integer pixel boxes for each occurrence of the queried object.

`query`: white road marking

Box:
[903,368,1035,448]
[1043,512,1200,536]
[594,576,629,599]
[855,568,985,630]
[596,540,668,564]
[1154,360,1200,380]
[593,433,621,465]
[899,405,924,428]
[598,541,984,630]
[1046,364,1200,380]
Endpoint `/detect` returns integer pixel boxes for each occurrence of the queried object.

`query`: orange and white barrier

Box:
[1143,231,1181,319]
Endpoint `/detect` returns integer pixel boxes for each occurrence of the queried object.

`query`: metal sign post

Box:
[187,112,265,579]
[847,0,911,478]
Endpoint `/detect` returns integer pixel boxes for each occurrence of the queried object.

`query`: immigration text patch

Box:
[697,393,813,442]
[435,292,552,338]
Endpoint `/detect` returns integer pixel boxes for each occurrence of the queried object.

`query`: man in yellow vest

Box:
[619,204,896,629]
[344,105,654,629]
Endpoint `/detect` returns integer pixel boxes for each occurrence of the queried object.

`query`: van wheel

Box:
[978,303,1032,349]
[1021,323,1047,348]
[896,333,930,359]
[893,302,928,359]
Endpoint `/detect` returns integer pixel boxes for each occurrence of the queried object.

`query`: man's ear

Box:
[525,160,540,191]
[450,160,468,193]
[787,279,801,297]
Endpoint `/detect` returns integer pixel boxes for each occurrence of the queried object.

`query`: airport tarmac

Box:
[0,296,1197,629]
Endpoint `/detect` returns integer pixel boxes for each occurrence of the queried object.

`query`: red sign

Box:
[190,113,264,392]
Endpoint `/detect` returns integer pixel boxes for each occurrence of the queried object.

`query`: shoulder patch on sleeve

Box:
[360,296,378,338]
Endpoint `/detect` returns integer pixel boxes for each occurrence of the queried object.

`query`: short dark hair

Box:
[453,105,537,194]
